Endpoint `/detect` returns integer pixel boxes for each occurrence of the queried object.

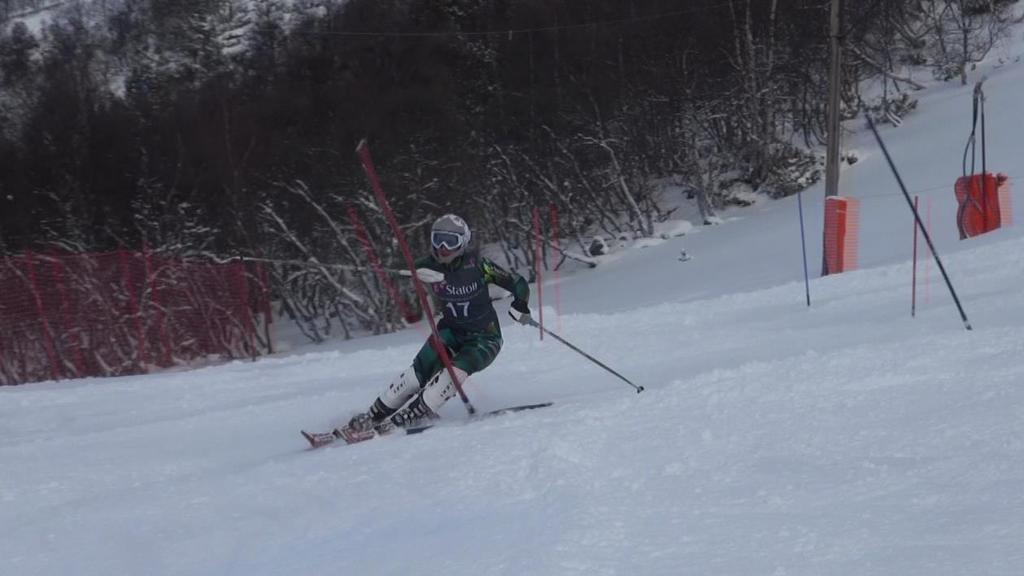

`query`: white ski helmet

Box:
[430,213,471,264]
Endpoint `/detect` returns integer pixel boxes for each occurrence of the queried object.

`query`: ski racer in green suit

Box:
[344,214,533,437]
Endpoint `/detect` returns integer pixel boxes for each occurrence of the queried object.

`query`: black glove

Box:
[509,300,533,325]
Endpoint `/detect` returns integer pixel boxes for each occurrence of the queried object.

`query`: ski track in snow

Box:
[4,22,1024,576]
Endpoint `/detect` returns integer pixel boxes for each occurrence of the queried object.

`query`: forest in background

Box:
[0,0,1017,340]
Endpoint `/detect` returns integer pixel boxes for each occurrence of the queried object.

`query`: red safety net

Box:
[0,251,272,386]
[955,172,1012,239]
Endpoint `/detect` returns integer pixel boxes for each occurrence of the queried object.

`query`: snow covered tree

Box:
[921,0,1013,84]
[0,21,36,83]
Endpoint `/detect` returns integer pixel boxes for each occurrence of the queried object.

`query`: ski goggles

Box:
[431,231,464,250]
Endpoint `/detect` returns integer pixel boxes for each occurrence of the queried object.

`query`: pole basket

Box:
[955,173,1012,239]
[823,196,860,275]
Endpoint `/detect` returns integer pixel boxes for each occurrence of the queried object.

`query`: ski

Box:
[405,402,553,435]
[301,402,552,449]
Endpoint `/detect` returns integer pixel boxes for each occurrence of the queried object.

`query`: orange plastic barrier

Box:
[824,196,860,275]
[955,172,1012,239]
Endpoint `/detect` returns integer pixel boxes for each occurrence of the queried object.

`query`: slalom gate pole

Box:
[912,195,919,318]
[797,191,812,307]
[347,206,415,323]
[550,204,562,332]
[532,207,543,341]
[926,198,932,304]
[523,316,645,394]
[865,114,973,331]
[357,139,476,415]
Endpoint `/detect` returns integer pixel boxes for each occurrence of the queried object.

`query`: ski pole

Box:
[797,191,811,307]
[519,315,645,394]
[865,113,973,331]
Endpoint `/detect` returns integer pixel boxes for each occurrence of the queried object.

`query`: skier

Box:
[339,213,533,442]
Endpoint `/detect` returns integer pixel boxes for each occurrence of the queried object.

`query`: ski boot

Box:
[374,394,439,435]
[335,400,394,443]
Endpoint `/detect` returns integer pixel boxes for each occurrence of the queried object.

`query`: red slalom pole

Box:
[24,251,62,381]
[347,206,415,323]
[550,204,561,331]
[356,140,476,415]
[925,197,932,305]
[912,195,919,317]
[533,207,543,341]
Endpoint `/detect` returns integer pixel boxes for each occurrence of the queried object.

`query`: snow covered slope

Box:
[3,28,1024,576]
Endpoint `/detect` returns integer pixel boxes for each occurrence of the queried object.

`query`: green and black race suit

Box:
[415,252,530,335]
[409,252,529,384]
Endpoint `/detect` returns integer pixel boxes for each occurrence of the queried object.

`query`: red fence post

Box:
[120,249,147,369]
[50,252,86,377]
[160,260,173,367]
[142,247,154,366]
[0,254,10,383]
[234,257,257,360]
[145,249,172,367]
[25,251,62,381]
[257,263,273,354]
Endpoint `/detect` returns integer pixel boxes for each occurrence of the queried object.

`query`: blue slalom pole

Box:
[797,191,811,307]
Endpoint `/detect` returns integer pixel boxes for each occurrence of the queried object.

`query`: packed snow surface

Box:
[4,28,1024,576]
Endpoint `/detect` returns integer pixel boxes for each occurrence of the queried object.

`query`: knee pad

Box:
[379,366,420,410]
[421,366,468,413]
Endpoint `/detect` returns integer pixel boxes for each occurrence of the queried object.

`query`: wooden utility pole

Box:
[822,0,843,276]
[825,0,843,199]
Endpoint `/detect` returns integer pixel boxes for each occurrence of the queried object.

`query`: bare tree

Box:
[921,0,1011,84]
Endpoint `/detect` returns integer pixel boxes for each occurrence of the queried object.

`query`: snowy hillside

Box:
[4,24,1024,576]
